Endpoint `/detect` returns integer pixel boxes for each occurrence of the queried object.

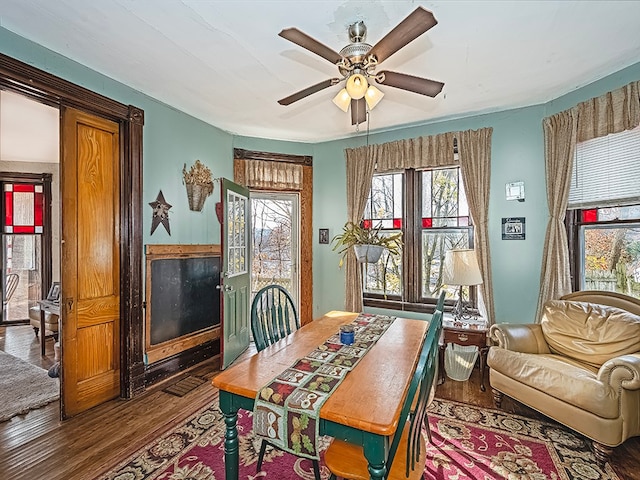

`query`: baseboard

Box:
[144,339,220,387]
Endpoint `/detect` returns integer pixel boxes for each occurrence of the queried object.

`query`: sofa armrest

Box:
[489,324,550,354]
[598,354,640,391]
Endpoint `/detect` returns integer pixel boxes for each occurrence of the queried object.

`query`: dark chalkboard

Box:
[150,256,221,345]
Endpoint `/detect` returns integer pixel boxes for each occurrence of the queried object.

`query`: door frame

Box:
[233,148,313,323]
[0,172,53,324]
[249,190,301,312]
[0,52,145,398]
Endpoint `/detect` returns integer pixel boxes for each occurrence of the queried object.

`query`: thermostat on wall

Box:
[506,181,525,202]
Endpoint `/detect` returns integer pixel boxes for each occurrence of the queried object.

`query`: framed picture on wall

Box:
[47,282,61,302]
[502,217,525,240]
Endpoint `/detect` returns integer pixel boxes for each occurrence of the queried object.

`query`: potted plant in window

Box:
[331,221,402,267]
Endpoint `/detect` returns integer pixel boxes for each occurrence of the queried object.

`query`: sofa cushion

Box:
[541,300,640,368]
[488,347,618,418]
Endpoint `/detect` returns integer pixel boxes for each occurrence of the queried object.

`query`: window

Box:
[362,167,473,311]
[568,206,640,297]
[566,126,640,298]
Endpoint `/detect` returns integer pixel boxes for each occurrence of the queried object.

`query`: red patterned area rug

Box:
[98,394,619,480]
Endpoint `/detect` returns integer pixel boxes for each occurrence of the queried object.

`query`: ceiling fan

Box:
[277,6,444,126]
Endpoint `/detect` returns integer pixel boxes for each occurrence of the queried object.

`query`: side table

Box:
[438,322,489,391]
[38,299,60,356]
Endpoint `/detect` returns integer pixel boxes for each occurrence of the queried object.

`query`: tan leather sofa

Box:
[488,290,640,465]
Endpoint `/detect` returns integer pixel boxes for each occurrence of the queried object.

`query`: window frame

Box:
[566,207,640,292]
[363,167,475,313]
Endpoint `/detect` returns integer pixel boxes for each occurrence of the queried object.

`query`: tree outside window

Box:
[574,206,640,298]
[363,167,473,311]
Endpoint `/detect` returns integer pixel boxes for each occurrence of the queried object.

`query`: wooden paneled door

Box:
[60,107,121,417]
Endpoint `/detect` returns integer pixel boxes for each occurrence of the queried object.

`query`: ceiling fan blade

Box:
[367,7,437,64]
[351,98,367,125]
[279,28,343,64]
[376,70,444,97]
[278,78,340,106]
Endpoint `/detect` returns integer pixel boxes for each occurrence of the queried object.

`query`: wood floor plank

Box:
[1,325,638,479]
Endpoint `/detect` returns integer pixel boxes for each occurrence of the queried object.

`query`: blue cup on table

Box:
[340,325,355,345]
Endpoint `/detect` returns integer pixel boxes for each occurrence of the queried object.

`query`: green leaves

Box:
[331,221,403,267]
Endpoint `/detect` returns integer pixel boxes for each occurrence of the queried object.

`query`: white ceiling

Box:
[1,1,639,143]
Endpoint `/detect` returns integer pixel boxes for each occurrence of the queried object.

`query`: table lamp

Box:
[443,249,483,321]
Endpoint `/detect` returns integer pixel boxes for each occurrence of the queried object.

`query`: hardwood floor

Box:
[0,326,638,479]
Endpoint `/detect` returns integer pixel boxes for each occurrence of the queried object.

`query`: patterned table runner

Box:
[253,313,396,460]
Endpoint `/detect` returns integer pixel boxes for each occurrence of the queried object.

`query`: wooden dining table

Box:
[212,310,429,480]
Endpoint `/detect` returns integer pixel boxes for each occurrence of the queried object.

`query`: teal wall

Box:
[0,26,232,246]
[2,25,639,325]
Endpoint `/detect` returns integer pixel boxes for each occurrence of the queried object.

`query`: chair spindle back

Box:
[251,284,299,352]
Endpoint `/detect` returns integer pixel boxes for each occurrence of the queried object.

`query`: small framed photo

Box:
[502,217,525,240]
[47,282,61,302]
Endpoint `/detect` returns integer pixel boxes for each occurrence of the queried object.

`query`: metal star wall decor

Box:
[149,190,172,235]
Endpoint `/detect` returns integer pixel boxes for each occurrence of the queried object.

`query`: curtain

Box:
[576,80,640,142]
[458,127,495,325]
[235,158,303,190]
[374,133,456,173]
[537,79,640,319]
[344,146,377,312]
[536,109,577,320]
[342,128,492,314]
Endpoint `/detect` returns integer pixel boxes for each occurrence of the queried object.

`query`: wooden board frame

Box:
[145,244,221,364]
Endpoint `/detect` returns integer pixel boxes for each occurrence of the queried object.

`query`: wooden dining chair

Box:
[251,284,300,351]
[250,284,321,480]
[325,311,443,480]
[435,290,446,313]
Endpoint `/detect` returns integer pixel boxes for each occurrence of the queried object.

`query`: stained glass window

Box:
[3,183,44,234]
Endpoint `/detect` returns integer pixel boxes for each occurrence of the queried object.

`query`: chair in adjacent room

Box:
[325,310,443,480]
[3,273,19,305]
[250,284,320,480]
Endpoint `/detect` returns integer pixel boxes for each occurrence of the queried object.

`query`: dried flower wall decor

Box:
[182,160,214,211]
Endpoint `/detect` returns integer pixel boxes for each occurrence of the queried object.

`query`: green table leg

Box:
[219,391,240,480]
[362,432,388,480]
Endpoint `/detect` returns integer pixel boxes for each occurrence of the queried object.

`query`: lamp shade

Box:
[345,73,368,100]
[332,88,351,112]
[443,249,483,286]
[364,85,384,110]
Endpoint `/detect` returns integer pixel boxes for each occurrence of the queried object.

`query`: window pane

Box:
[597,205,640,222]
[422,168,468,224]
[581,224,640,298]
[365,173,402,221]
[422,170,433,218]
[422,228,469,298]
[363,231,402,296]
[3,182,44,234]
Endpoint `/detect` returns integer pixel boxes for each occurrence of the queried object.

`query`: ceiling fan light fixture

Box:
[364,85,384,110]
[332,88,351,112]
[346,73,368,100]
